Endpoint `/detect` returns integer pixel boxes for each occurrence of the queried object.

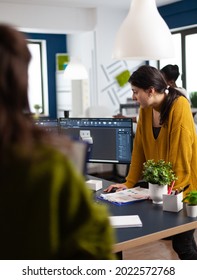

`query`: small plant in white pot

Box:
[33,104,42,118]
[182,191,197,217]
[142,159,177,204]
[190,91,197,108]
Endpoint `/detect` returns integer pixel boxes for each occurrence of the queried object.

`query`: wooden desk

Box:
[92,177,197,254]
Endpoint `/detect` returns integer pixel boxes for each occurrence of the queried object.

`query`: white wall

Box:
[66,7,143,116]
[66,7,130,115]
[66,31,94,112]
[0,3,96,33]
[95,7,143,115]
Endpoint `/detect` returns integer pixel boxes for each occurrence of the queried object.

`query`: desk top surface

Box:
[91,176,197,252]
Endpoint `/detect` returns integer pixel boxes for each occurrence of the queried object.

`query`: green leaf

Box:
[182,191,197,205]
[142,159,177,185]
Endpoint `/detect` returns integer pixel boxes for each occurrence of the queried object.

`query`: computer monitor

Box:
[59,117,133,164]
[34,118,59,135]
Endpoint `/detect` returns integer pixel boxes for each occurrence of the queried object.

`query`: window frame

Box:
[27,39,49,116]
[158,26,197,92]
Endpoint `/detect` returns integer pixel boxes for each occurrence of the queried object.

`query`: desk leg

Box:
[116,251,123,260]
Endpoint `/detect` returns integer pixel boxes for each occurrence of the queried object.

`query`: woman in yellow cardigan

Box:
[105,65,197,260]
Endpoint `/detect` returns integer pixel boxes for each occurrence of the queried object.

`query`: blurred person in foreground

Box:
[105,65,197,260]
[0,23,115,260]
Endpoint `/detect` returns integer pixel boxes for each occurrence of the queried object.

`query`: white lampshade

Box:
[64,58,88,80]
[112,0,174,60]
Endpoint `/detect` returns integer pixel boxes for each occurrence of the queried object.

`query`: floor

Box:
[123,230,197,260]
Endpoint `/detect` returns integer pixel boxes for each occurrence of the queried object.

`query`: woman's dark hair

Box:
[160,64,180,82]
[128,65,186,125]
[0,24,48,156]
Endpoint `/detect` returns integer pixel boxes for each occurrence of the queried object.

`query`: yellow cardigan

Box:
[125,96,197,196]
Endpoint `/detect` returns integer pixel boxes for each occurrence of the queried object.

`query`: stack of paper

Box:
[109,215,142,228]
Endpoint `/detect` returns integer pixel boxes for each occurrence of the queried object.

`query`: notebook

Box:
[109,215,142,228]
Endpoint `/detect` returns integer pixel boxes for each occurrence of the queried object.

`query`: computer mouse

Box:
[108,187,118,193]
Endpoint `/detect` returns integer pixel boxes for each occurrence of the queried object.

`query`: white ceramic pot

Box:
[186,204,197,217]
[149,183,168,204]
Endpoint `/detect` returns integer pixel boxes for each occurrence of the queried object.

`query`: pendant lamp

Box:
[64,57,88,80]
[112,0,174,60]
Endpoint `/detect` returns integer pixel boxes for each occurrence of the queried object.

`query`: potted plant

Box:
[190,92,197,108]
[142,159,177,204]
[34,104,42,118]
[182,191,197,217]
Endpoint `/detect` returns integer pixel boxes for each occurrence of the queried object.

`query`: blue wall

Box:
[159,0,197,29]
[25,33,67,118]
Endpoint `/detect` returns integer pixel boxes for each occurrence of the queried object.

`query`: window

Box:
[159,26,197,96]
[159,33,182,87]
[27,40,49,115]
[185,32,197,93]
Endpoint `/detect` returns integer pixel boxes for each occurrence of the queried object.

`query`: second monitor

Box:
[59,117,133,164]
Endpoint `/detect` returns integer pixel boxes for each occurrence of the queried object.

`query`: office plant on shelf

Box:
[190,91,197,108]
[33,104,42,118]
[142,159,177,204]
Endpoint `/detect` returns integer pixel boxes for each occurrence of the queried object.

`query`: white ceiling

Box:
[0,0,182,9]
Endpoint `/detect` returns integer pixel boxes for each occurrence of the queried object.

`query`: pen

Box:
[178,184,190,194]
[168,180,175,195]
[174,189,179,195]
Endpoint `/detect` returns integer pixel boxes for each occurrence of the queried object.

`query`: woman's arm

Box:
[125,109,146,188]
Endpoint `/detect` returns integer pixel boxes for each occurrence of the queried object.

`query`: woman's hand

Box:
[104,183,128,193]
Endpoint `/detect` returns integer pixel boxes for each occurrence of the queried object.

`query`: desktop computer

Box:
[58,117,133,164]
[34,118,59,135]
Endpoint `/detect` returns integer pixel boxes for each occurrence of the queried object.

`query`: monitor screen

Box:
[59,117,133,164]
[34,118,59,135]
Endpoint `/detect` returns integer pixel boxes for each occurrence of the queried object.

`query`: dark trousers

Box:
[172,229,197,260]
